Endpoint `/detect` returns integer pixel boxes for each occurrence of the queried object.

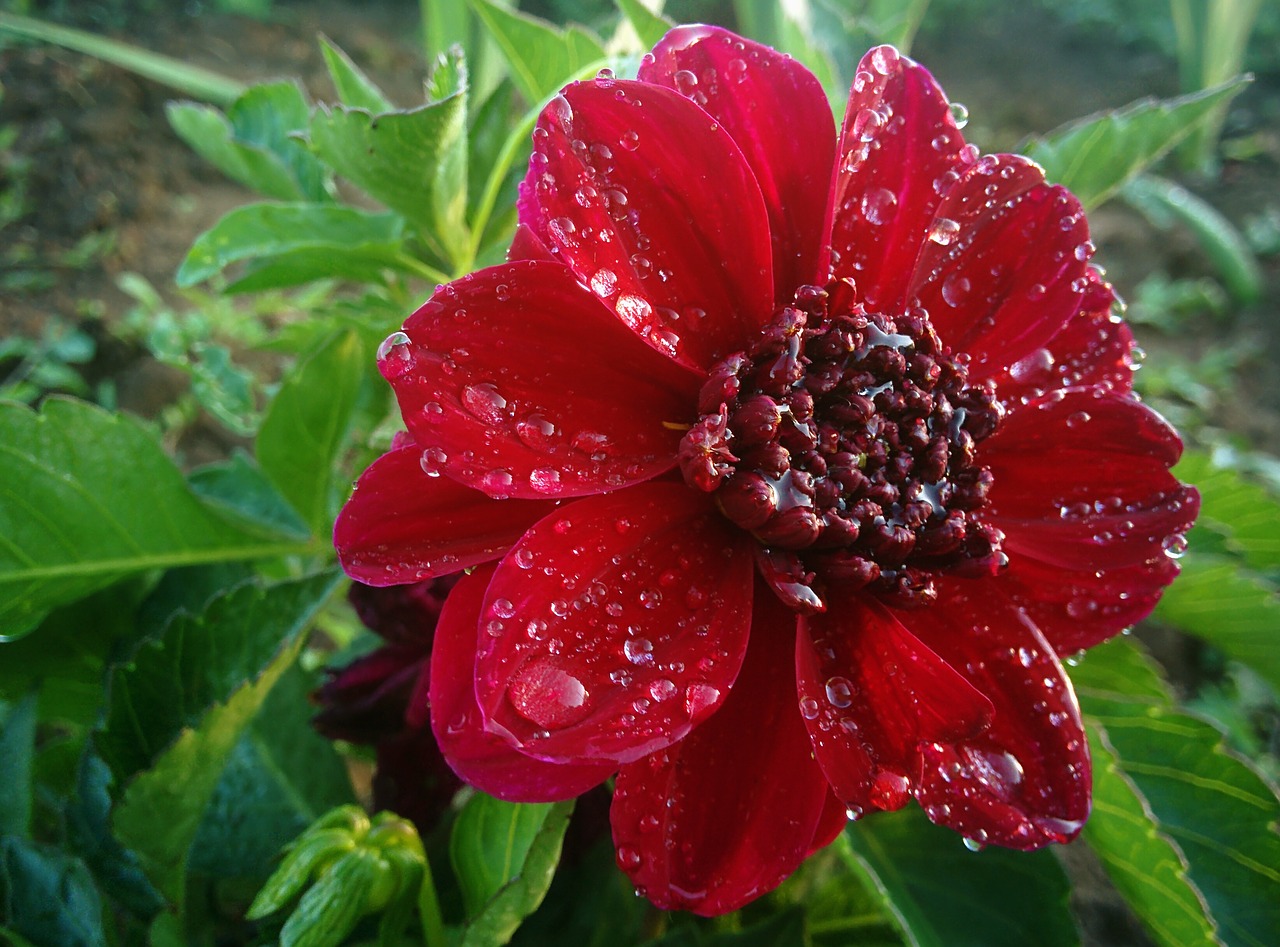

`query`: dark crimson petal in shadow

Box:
[429,565,614,802]
[996,269,1135,409]
[905,580,1092,849]
[797,590,992,816]
[641,24,835,302]
[517,78,775,372]
[829,45,971,312]
[809,790,851,855]
[982,389,1199,570]
[907,155,1091,383]
[389,260,701,500]
[1003,553,1182,655]
[611,583,831,916]
[474,482,755,765]
[335,444,557,585]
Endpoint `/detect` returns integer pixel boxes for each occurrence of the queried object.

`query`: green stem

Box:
[0,12,246,105]
[393,254,453,287]
[461,57,614,273]
[416,854,448,947]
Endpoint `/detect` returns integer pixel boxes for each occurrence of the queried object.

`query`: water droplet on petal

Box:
[941,273,971,307]
[591,267,618,297]
[824,676,854,708]
[461,382,508,425]
[419,447,447,477]
[861,186,898,226]
[928,218,960,245]
[684,683,719,716]
[529,467,561,493]
[798,696,820,720]
[649,679,677,702]
[949,101,969,128]
[509,656,591,729]
[963,836,985,852]
[624,638,655,666]
[1162,533,1188,559]
[619,129,640,151]
[617,846,642,870]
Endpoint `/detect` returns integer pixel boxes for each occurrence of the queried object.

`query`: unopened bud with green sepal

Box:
[247,805,430,947]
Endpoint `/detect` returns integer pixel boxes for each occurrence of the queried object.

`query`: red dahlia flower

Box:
[335,26,1199,915]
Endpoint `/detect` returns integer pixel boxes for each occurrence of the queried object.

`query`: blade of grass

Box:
[0,12,245,105]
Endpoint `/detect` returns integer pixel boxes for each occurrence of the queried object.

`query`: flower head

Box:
[336,26,1198,915]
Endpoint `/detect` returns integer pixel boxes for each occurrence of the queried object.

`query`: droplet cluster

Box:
[679,280,1006,610]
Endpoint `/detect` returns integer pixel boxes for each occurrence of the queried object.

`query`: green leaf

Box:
[1153,553,1280,695]
[616,0,674,50]
[841,807,1077,947]
[1074,637,1280,947]
[319,36,393,113]
[0,837,105,947]
[256,330,366,536]
[189,451,312,542]
[167,81,327,203]
[1122,174,1263,304]
[647,909,810,946]
[0,399,311,640]
[99,571,339,899]
[280,848,380,947]
[468,0,606,104]
[1023,79,1251,210]
[451,796,574,945]
[1177,451,1280,572]
[176,202,407,288]
[309,54,469,260]
[188,342,260,434]
[189,666,355,880]
[0,693,37,838]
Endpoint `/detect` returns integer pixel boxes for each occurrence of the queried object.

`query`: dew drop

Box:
[798,696,820,720]
[649,678,677,702]
[461,382,508,425]
[619,129,640,151]
[528,467,561,493]
[419,446,447,477]
[590,267,618,297]
[514,547,536,570]
[684,683,719,716]
[616,293,654,327]
[948,101,969,128]
[376,330,412,365]
[1162,534,1188,559]
[726,58,747,83]
[617,846,642,870]
[941,273,971,307]
[624,637,655,666]
[928,217,960,245]
[516,414,557,449]
[861,186,898,226]
[481,468,514,497]
[962,837,985,852]
[824,676,854,709]
[673,69,698,94]
[508,656,590,729]
[1065,410,1090,430]
[639,588,662,609]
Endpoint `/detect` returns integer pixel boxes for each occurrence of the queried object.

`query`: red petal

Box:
[387,260,701,500]
[1003,554,1183,654]
[611,584,831,915]
[983,390,1198,570]
[998,270,1136,409]
[809,790,850,855]
[429,566,614,802]
[474,483,755,765]
[335,445,557,584]
[518,78,775,372]
[907,155,1091,382]
[640,25,834,301]
[507,222,554,262]
[829,45,971,311]
[797,590,993,816]
[904,581,1092,848]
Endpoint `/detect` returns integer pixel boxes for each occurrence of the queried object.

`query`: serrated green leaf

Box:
[1176,451,1280,572]
[0,838,105,947]
[309,58,468,261]
[841,807,1076,947]
[469,0,606,104]
[256,330,366,536]
[0,399,312,640]
[0,693,37,838]
[616,0,674,50]
[1154,554,1280,692]
[1123,174,1263,304]
[189,666,355,880]
[1024,79,1250,210]
[1074,637,1280,947]
[176,202,407,288]
[452,796,574,945]
[101,571,339,900]
[319,36,393,113]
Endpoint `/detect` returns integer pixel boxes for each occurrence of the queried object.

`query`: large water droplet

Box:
[1162,533,1188,559]
[508,656,591,729]
[528,467,561,493]
[949,101,970,128]
[591,268,618,297]
[461,382,508,425]
[928,218,960,245]
[824,676,854,709]
[624,638,655,666]
[861,186,898,226]
[941,273,971,307]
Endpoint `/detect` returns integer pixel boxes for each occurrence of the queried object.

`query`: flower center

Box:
[678,280,1006,612]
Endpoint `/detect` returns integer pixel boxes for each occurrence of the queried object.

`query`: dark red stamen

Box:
[678,280,1006,612]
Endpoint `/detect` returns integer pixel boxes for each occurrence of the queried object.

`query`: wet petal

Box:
[475,483,755,765]
[611,585,831,915]
[905,581,1092,848]
[335,444,557,584]
[641,24,835,300]
[387,260,701,500]
[797,590,992,815]
[829,45,971,311]
[518,78,775,372]
[809,790,851,855]
[429,566,614,802]
[907,155,1091,382]
[983,389,1198,570]
[1003,554,1183,655]
[997,269,1136,408]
